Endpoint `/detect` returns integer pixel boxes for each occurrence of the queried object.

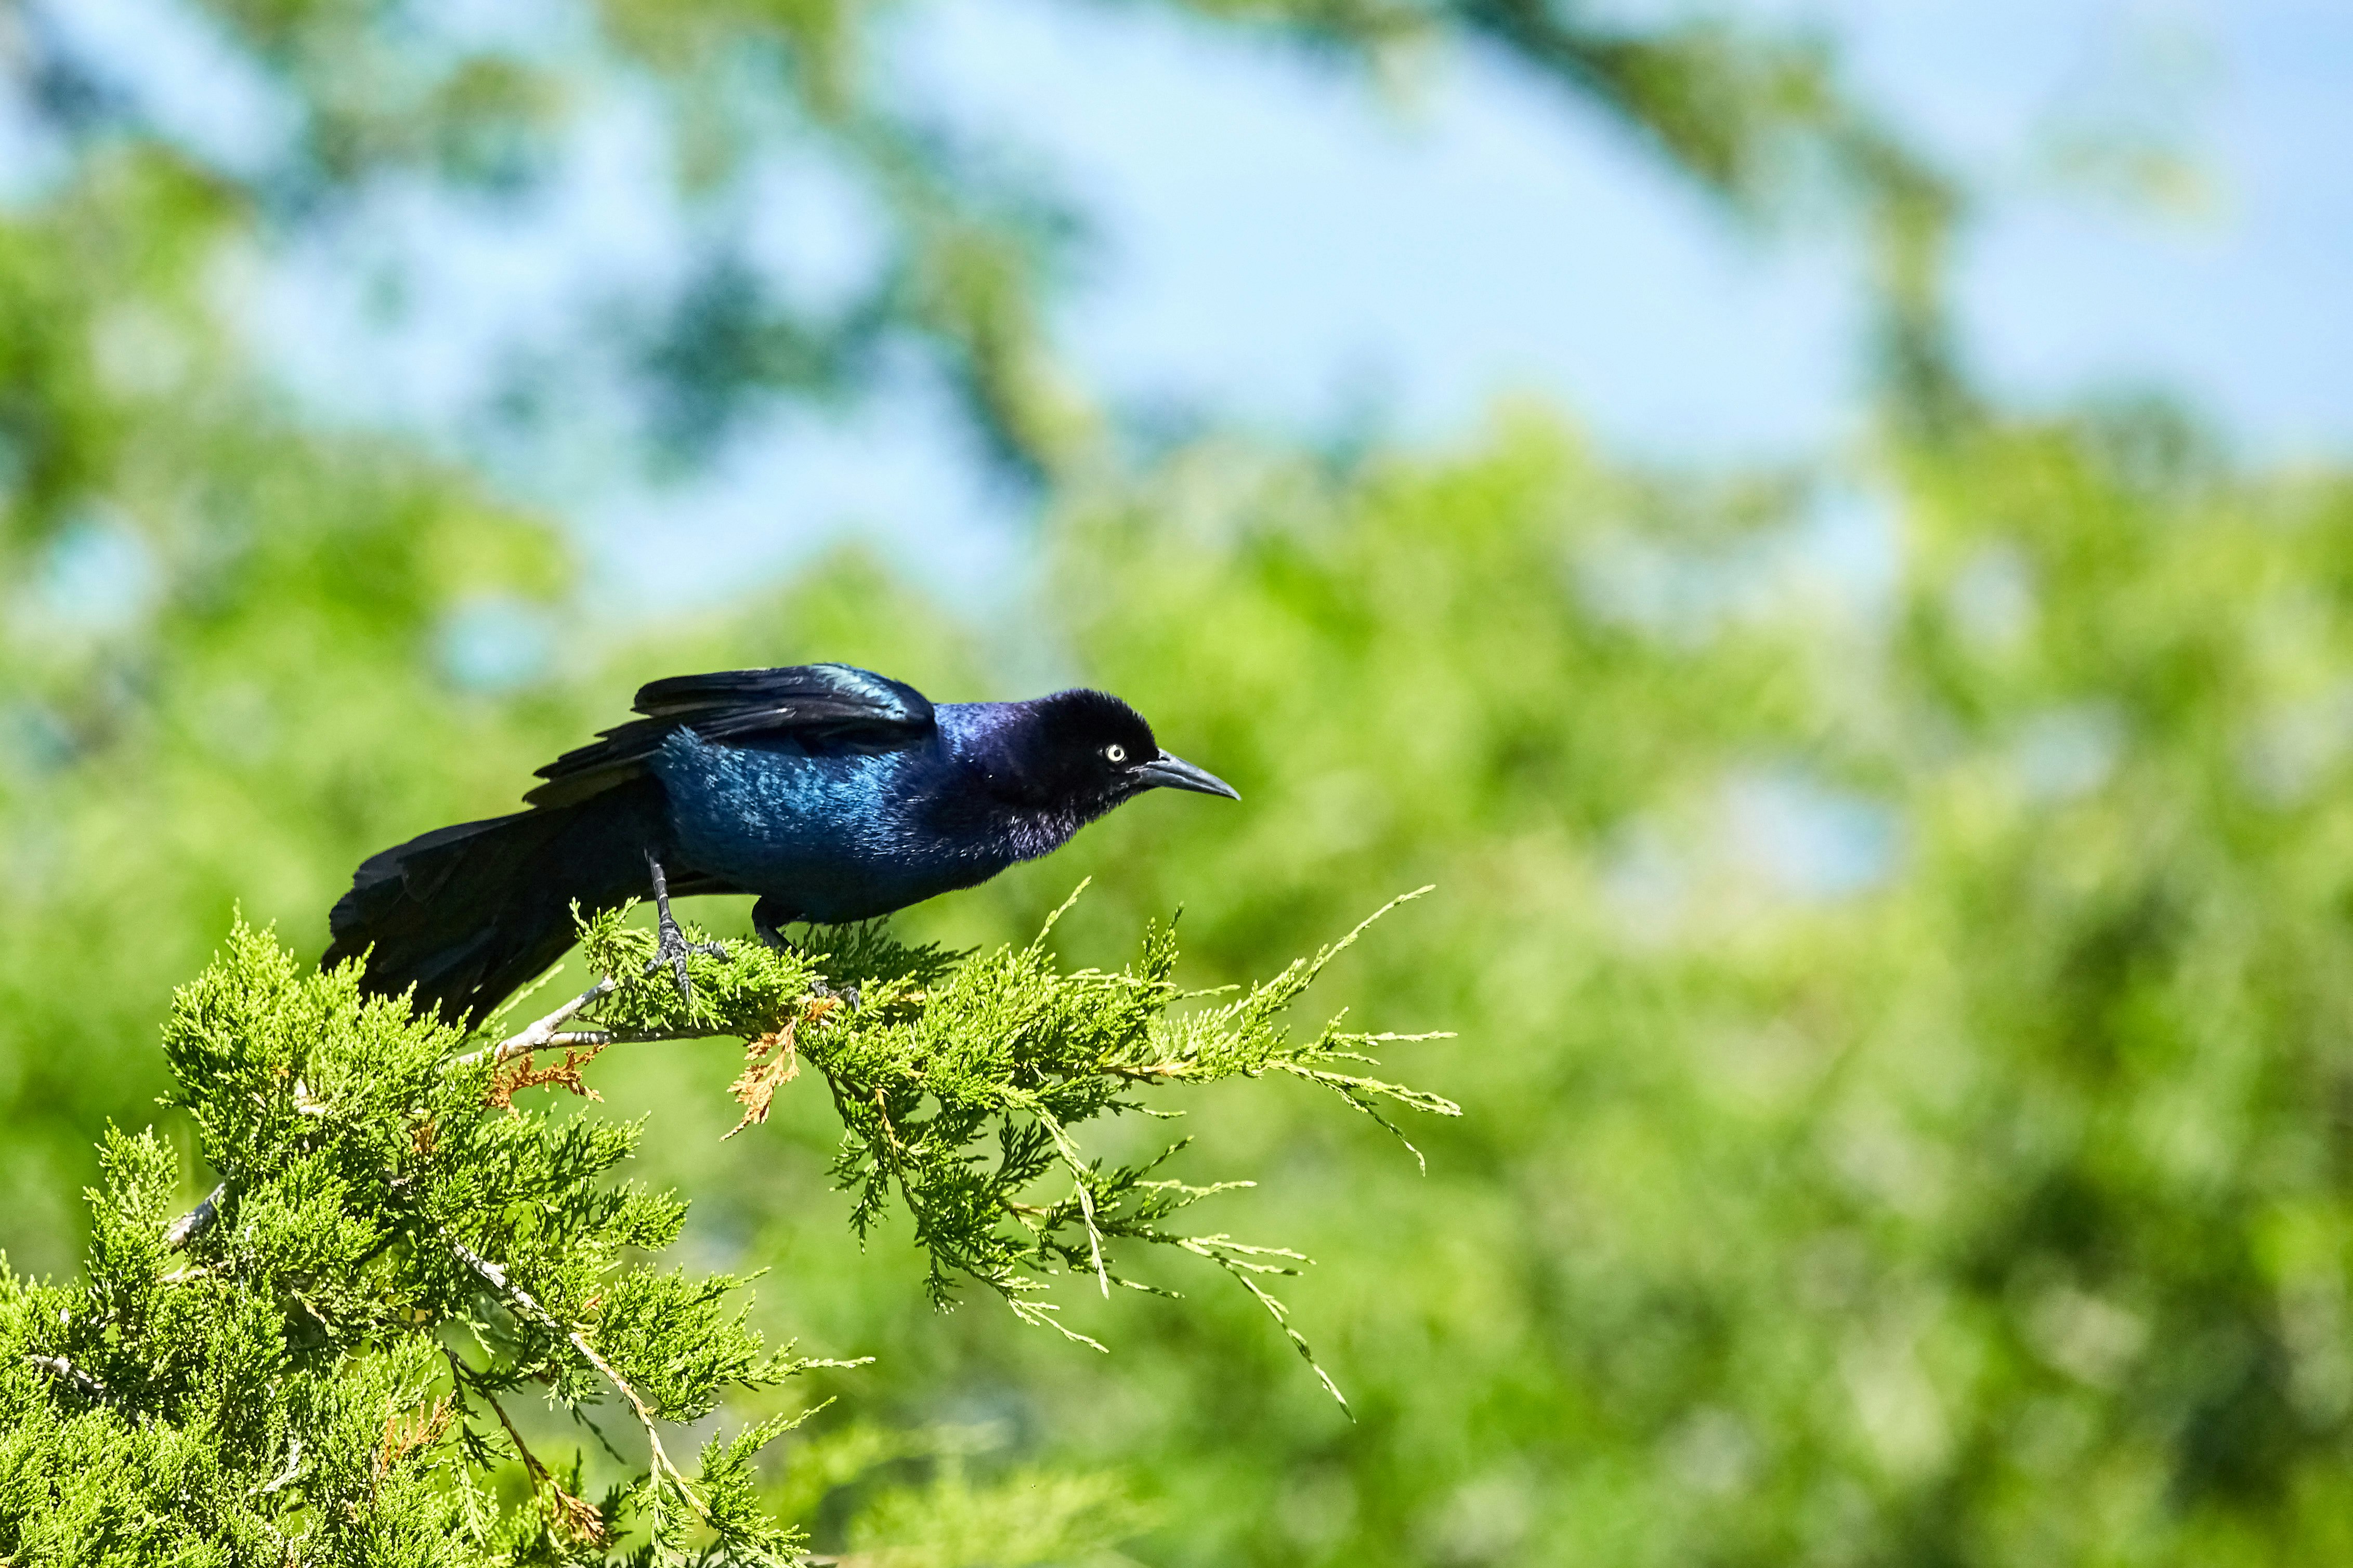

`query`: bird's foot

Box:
[751,900,853,1010]
[810,978,862,1012]
[646,908,729,1005]
[644,850,727,1006]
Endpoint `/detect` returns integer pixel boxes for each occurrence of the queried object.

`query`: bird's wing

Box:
[523,663,937,808]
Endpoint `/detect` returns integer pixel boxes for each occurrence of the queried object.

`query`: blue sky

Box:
[22,0,2352,611]
[609,0,2348,607]
[894,0,2346,462]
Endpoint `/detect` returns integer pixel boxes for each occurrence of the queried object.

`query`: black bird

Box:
[323,664,1238,1025]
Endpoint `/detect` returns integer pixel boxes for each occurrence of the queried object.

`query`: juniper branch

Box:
[455,976,617,1070]
[444,1232,711,1524]
[447,1347,610,1546]
[10,888,1450,1559]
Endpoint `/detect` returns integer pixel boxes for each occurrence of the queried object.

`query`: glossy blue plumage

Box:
[327,664,1234,1022]
[651,705,1049,923]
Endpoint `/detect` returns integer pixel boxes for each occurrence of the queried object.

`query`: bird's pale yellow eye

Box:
[1104,743,1128,764]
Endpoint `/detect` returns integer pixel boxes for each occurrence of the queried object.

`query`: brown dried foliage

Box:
[375,1393,453,1479]
[476,1376,612,1548]
[723,996,838,1140]
[544,1479,611,1549]
[486,1042,607,1110]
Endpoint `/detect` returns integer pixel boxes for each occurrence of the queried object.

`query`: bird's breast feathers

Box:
[648,729,1058,903]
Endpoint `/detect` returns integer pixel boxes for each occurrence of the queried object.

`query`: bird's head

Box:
[993,688,1240,820]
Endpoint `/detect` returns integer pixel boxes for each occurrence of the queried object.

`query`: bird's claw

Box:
[645,908,728,1006]
[750,902,853,1011]
[810,977,861,1012]
[642,849,726,1005]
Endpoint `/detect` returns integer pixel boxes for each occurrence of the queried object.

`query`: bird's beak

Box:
[1135,752,1240,800]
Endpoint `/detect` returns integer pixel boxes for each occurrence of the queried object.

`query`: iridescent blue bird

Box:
[323,664,1237,1023]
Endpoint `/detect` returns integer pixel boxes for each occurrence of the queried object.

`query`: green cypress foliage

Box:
[0,891,1449,1563]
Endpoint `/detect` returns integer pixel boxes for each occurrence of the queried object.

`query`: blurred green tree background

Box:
[5,0,2352,1562]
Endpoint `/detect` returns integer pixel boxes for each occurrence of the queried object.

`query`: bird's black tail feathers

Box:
[323,780,677,1027]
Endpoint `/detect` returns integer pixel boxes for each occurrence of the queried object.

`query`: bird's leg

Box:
[750,897,795,954]
[752,897,858,1011]
[644,851,727,1004]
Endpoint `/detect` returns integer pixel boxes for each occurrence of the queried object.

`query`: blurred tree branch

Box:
[0,0,1962,496]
